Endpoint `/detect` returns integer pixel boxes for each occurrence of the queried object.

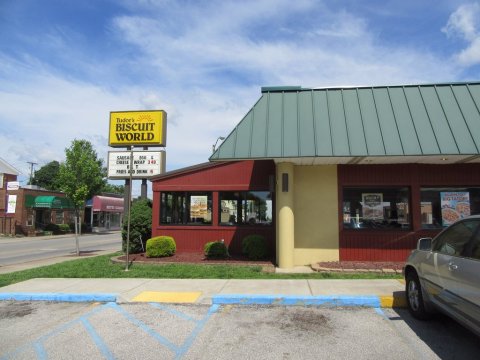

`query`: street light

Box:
[212,136,225,153]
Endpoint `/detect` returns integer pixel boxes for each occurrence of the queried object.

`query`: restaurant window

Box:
[160,192,212,225]
[219,191,272,226]
[420,187,480,229]
[343,187,411,229]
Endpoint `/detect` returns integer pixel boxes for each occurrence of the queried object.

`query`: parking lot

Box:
[1,301,479,360]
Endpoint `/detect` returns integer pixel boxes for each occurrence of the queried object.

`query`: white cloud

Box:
[112,2,459,89]
[0,0,469,195]
[442,2,480,66]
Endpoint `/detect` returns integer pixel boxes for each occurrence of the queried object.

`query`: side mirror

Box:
[417,237,432,251]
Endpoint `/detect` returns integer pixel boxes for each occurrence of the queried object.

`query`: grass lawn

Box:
[0,253,402,288]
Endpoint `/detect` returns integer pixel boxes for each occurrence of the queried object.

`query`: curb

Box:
[212,294,407,308]
[0,293,117,303]
[0,292,407,308]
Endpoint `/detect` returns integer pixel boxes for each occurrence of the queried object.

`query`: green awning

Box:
[28,196,74,209]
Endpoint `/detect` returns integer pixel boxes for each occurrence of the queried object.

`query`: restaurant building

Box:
[152,82,480,268]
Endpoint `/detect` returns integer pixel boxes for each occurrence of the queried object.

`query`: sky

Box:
[1,0,480,197]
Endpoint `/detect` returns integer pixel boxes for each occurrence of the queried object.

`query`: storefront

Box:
[153,82,480,268]
[151,161,275,255]
[1,158,76,235]
[85,195,124,232]
[24,195,75,233]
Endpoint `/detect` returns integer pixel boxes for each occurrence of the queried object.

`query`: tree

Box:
[101,182,125,195]
[58,139,106,255]
[122,198,152,253]
[31,161,61,190]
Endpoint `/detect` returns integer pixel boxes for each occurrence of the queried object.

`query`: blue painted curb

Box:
[212,294,381,307]
[0,293,117,303]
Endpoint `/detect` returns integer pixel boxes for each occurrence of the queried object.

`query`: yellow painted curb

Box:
[380,294,407,308]
[132,291,202,303]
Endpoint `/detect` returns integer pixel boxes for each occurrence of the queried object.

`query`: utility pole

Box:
[27,161,38,185]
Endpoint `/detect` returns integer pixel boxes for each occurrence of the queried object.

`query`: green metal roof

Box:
[210,82,480,164]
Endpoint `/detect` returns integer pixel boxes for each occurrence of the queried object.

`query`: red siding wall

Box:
[151,160,276,255]
[338,163,480,262]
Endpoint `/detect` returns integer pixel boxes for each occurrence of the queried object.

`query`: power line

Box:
[27,161,38,185]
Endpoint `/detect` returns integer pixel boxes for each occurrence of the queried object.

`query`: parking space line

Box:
[81,317,115,360]
[33,342,47,360]
[148,302,198,322]
[175,304,220,360]
[1,302,107,360]
[107,302,179,354]
[1,302,219,360]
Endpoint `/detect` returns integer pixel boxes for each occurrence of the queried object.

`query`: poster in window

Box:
[421,202,433,224]
[362,193,383,220]
[441,192,470,226]
[7,195,17,213]
[190,196,208,219]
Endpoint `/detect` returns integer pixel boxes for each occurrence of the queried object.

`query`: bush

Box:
[204,241,229,259]
[146,236,176,257]
[122,199,152,253]
[242,234,267,260]
[69,222,90,234]
[44,223,60,234]
[58,224,71,234]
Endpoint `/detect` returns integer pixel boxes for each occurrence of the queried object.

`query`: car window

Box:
[460,222,480,260]
[432,220,480,257]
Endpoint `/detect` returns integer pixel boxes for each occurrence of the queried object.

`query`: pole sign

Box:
[107,151,166,179]
[109,110,167,147]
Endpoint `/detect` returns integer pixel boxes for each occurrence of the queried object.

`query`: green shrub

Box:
[204,241,228,259]
[122,199,152,253]
[58,224,71,234]
[44,223,60,234]
[242,234,267,260]
[69,222,90,234]
[146,236,176,258]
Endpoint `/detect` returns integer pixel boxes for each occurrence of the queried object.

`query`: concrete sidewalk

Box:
[0,278,407,308]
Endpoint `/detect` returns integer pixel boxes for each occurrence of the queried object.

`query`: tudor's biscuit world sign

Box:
[109,110,166,147]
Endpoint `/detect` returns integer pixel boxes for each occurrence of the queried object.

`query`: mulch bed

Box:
[113,252,404,274]
[312,261,404,274]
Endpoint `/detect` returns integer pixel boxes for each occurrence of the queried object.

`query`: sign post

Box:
[107,110,167,267]
[125,147,134,271]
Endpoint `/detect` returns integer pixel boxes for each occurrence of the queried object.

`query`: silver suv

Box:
[404,216,480,336]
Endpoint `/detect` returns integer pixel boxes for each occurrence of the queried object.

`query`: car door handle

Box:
[448,262,458,271]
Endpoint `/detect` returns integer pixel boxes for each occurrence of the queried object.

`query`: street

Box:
[0,302,479,360]
[0,232,122,273]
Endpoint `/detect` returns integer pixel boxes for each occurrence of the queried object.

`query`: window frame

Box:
[420,187,480,229]
[160,191,213,226]
[342,186,411,230]
[219,191,273,227]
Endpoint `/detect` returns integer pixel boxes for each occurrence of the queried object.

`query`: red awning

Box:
[92,196,124,212]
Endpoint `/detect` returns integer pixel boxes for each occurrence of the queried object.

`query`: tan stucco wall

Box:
[276,162,295,268]
[293,165,339,265]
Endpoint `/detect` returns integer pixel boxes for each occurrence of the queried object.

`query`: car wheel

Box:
[406,271,430,320]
